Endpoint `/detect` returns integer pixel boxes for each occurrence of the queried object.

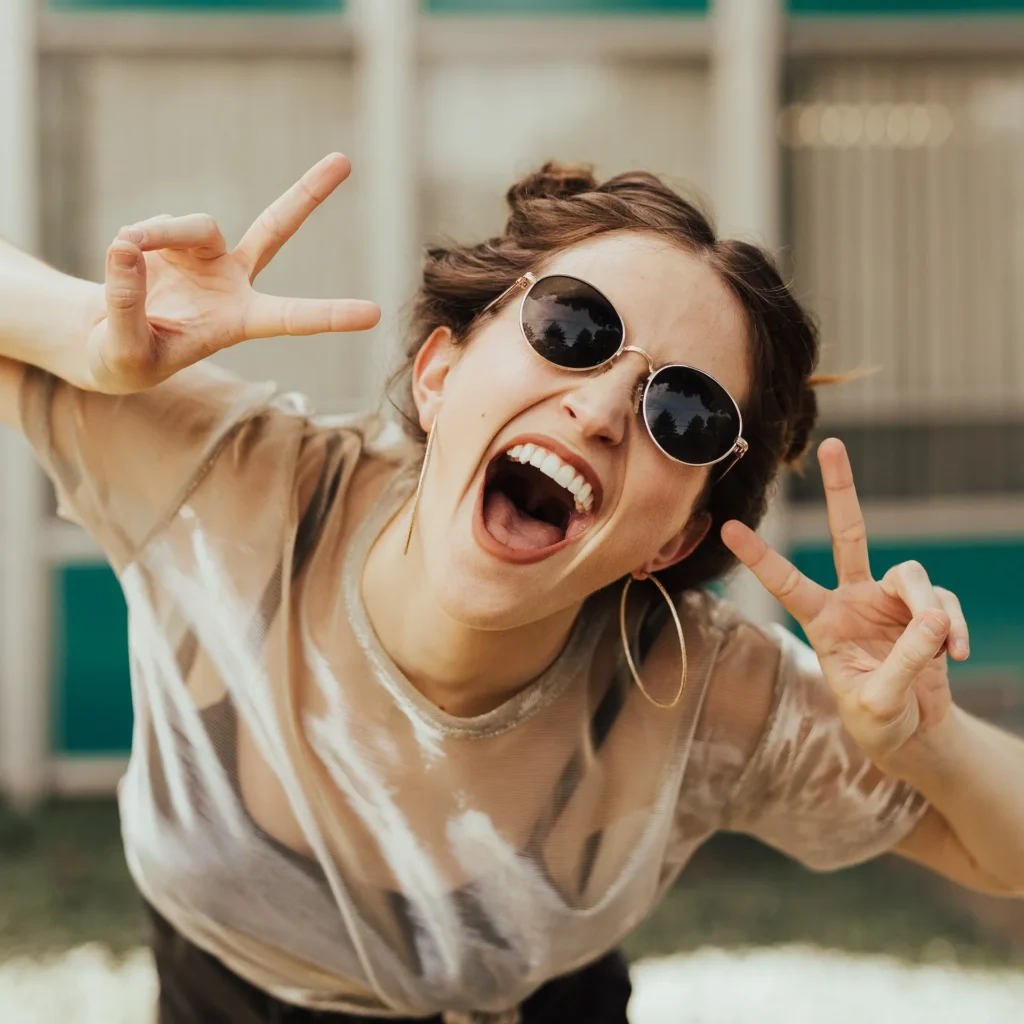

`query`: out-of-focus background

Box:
[1,1,1023,1022]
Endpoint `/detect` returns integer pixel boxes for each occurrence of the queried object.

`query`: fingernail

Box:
[118,226,144,244]
[112,249,137,271]
[922,615,947,638]
[953,641,970,658]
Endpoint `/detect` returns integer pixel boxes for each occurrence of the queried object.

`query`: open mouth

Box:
[477,441,598,561]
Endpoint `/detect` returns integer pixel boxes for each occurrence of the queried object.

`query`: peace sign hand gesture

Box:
[722,439,969,773]
[83,153,380,395]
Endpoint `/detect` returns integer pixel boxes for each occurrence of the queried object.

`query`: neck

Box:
[361,500,580,718]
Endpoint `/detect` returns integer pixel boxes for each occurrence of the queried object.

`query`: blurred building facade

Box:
[1,0,1023,806]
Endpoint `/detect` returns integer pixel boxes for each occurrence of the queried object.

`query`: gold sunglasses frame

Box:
[482,271,749,479]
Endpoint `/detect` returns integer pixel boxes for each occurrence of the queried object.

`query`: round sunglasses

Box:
[482,272,749,475]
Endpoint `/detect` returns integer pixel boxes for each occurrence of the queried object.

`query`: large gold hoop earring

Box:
[403,419,437,556]
[619,572,687,710]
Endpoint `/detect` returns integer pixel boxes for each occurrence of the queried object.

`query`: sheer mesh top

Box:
[20,364,929,1020]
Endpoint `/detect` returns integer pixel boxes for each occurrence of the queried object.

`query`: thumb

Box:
[859,611,950,720]
[103,239,150,355]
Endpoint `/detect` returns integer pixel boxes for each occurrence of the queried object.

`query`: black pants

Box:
[147,904,632,1024]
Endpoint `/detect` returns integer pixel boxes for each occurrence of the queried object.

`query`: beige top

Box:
[20,364,928,1021]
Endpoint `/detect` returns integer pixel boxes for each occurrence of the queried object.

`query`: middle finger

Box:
[880,560,941,618]
[119,214,227,257]
[879,561,969,658]
[819,438,872,584]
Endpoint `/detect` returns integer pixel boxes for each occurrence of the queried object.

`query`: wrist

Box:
[878,703,971,793]
[1,259,105,387]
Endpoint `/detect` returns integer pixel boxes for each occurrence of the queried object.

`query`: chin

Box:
[416,440,610,629]
[425,544,560,631]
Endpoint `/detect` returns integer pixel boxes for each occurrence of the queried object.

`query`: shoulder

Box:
[296,409,416,507]
[683,591,815,767]
[280,408,417,565]
[306,407,417,464]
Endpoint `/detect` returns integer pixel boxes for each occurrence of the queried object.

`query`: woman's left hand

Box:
[721,438,969,772]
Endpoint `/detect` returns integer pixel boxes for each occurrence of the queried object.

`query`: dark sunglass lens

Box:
[521,276,623,370]
[644,366,740,465]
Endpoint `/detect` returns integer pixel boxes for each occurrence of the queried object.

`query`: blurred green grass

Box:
[0,800,1019,967]
[0,801,146,959]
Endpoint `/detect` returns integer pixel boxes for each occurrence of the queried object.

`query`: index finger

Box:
[242,293,381,341]
[235,153,352,279]
[819,438,872,584]
[721,520,828,624]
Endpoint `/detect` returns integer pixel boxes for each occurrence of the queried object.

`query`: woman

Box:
[1,154,1022,1024]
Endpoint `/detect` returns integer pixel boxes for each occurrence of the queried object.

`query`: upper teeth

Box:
[504,444,595,514]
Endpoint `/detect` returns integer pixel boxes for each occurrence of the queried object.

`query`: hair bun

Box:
[506,162,597,208]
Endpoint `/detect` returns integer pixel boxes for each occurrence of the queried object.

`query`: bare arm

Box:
[891,709,1024,896]
[0,237,103,378]
[895,805,1016,896]
[0,239,104,430]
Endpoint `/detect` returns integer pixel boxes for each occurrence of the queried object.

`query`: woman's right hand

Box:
[85,153,380,394]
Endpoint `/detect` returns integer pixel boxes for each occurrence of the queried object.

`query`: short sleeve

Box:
[19,362,277,571]
[722,626,929,871]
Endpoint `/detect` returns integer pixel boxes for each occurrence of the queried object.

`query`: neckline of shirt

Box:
[341,462,609,740]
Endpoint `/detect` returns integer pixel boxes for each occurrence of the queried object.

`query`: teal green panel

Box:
[52,0,341,11]
[426,0,707,13]
[53,565,132,756]
[790,0,1024,12]
[790,540,1024,725]
[791,540,1024,629]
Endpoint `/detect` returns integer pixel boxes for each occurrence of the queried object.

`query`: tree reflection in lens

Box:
[645,367,738,465]
[522,276,623,369]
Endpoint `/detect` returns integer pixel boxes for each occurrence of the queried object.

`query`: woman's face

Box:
[411,231,751,629]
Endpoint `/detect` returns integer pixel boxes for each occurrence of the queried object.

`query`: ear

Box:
[637,512,712,577]
[411,326,456,432]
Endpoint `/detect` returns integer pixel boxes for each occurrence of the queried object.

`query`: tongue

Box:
[483,488,565,551]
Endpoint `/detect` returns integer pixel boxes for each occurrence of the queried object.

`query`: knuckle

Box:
[260,210,284,238]
[837,521,867,546]
[106,285,139,310]
[856,691,891,721]
[279,298,297,333]
[297,175,323,204]
[777,567,802,599]
[115,225,144,246]
[897,641,925,673]
[103,343,155,379]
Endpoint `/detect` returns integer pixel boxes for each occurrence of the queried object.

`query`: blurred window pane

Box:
[421,59,711,241]
[784,58,1024,500]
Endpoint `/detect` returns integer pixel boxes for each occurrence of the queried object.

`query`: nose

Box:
[559,350,651,448]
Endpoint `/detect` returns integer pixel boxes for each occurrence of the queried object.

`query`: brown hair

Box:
[390,162,822,594]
